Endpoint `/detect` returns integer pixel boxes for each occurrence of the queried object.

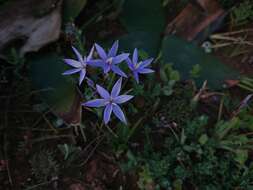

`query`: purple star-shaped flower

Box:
[62,46,94,85]
[93,41,129,77]
[126,48,154,83]
[82,78,133,124]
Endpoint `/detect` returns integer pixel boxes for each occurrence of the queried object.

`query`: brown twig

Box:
[79,135,105,166]
[3,97,13,186]
[42,114,58,134]
[31,135,74,144]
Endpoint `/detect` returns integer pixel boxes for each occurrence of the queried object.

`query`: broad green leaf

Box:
[119,31,161,57]
[234,149,248,165]
[190,64,201,78]
[160,64,180,82]
[199,134,208,145]
[162,36,239,89]
[173,179,182,190]
[120,0,166,33]
[29,54,76,114]
[63,0,87,22]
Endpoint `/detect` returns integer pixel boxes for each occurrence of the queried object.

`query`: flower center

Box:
[134,62,141,69]
[107,97,116,105]
[106,57,113,65]
[79,60,87,69]
[80,57,87,68]
[81,64,86,69]
[109,97,114,103]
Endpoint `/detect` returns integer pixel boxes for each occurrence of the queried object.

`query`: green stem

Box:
[25,180,55,190]
[105,124,118,138]
[217,95,225,122]
[122,77,129,90]
[79,124,87,142]
[108,73,116,89]
[31,135,74,144]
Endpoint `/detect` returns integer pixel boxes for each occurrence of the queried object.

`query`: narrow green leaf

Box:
[63,0,87,22]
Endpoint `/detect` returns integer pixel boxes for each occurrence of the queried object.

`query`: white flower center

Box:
[107,97,116,105]
[106,57,113,65]
[134,62,141,70]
